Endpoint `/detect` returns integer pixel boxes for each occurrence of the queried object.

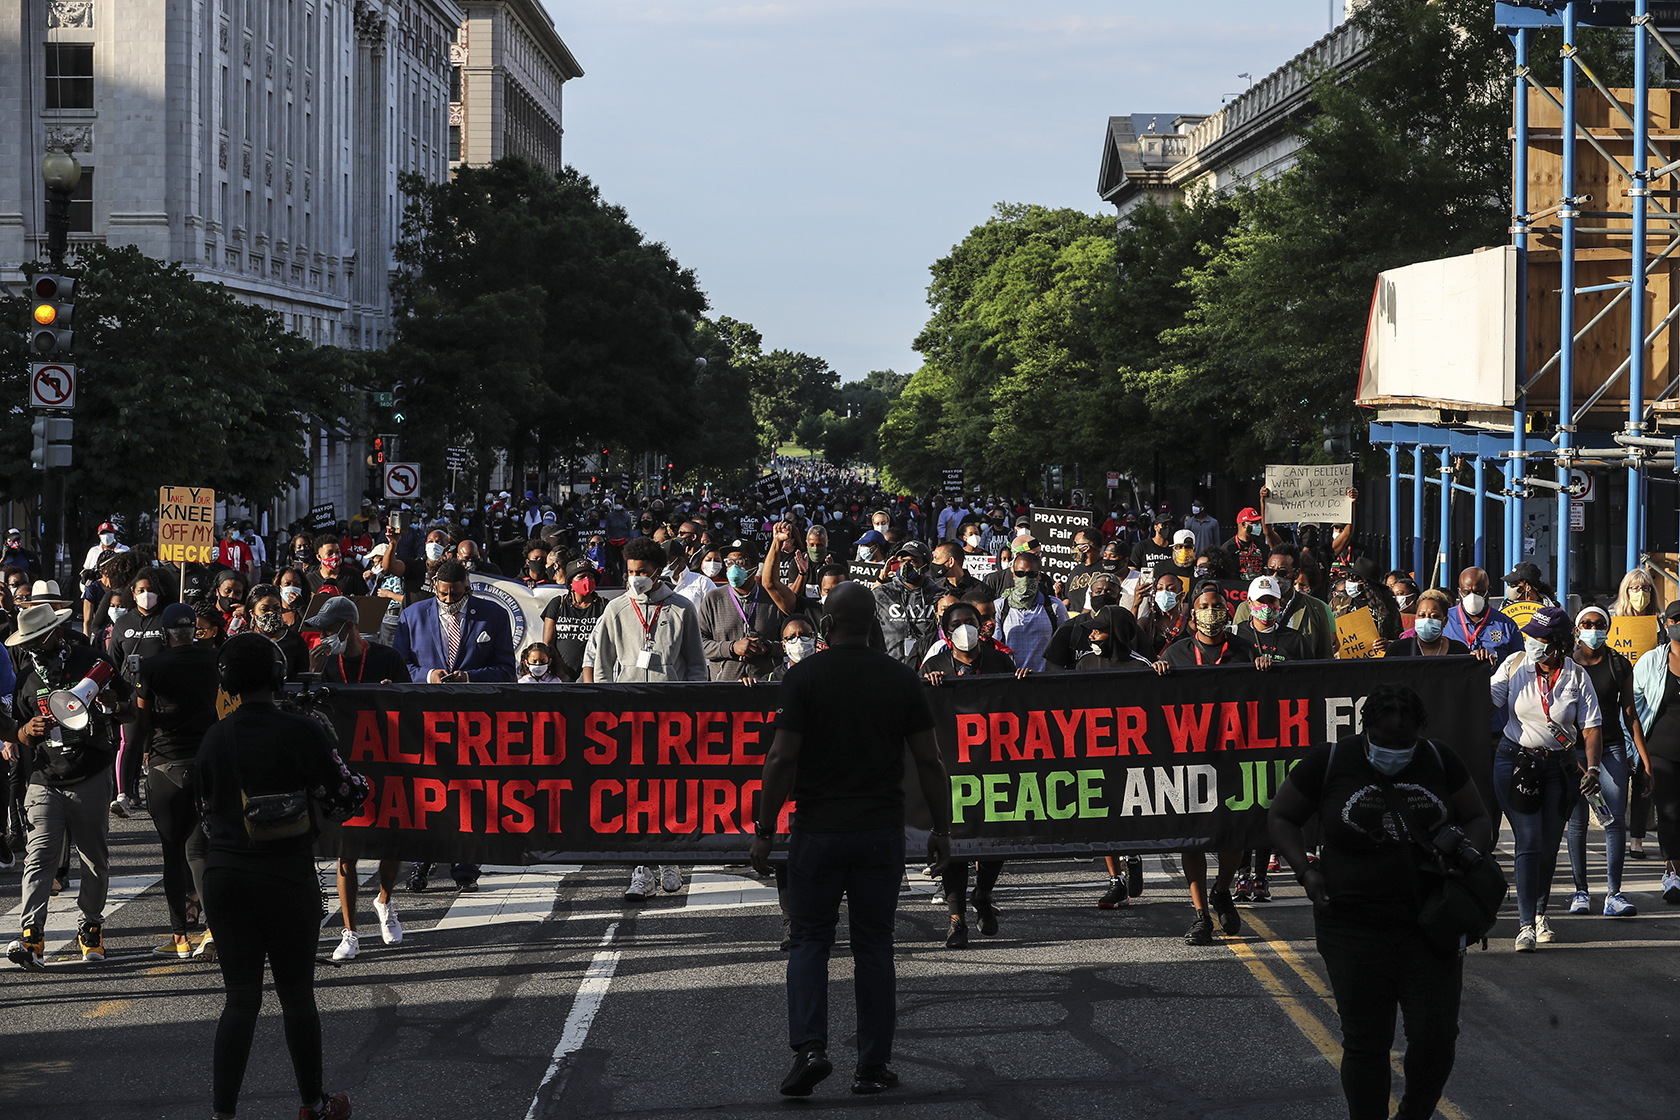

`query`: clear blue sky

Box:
[545,1,1345,382]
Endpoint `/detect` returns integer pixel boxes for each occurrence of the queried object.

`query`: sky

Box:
[544,1,1347,382]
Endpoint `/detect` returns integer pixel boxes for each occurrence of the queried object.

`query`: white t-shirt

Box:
[1491,653,1603,750]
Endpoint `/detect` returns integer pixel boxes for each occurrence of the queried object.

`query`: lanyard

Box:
[338,653,366,684]
[630,598,664,643]
[729,584,760,628]
[1456,604,1491,649]
[1193,639,1228,666]
[1535,663,1559,721]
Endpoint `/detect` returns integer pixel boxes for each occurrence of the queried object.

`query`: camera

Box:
[1431,824,1482,872]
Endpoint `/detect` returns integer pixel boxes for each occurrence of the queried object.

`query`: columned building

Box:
[450,0,581,177]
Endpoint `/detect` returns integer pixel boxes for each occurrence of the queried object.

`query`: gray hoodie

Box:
[588,585,707,682]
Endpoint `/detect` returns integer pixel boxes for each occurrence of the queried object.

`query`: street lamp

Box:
[41,147,82,269]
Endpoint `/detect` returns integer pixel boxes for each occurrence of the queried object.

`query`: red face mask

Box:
[571,576,596,598]
[322,554,341,571]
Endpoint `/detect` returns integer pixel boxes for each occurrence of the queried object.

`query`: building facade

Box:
[449,0,581,177]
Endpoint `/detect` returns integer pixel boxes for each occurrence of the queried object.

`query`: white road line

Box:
[682,872,779,910]
[2,874,162,964]
[429,865,582,933]
[525,922,621,1120]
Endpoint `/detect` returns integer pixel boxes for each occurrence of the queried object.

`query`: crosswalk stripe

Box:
[429,865,582,933]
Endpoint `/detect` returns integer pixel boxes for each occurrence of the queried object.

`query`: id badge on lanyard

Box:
[1537,668,1573,749]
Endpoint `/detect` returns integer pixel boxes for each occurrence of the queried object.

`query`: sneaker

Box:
[192,933,216,962]
[945,916,968,949]
[1232,875,1253,903]
[332,929,360,962]
[78,920,104,962]
[0,832,13,870]
[1209,886,1242,936]
[407,864,431,893]
[1184,910,1215,945]
[929,886,947,907]
[624,866,652,903]
[1515,925,1537,953]
[659,865,683,893]
[1126,855,1145,897]
[1664,869,1680,904]
[454,878,478,893]
[1267,854,1282,873]
[779,914,792,952]
[373,897,402,945]
[851,1063,900,1095]
[7,927,45,970]
[1535,914,1555,943]
[1097,876,1128,909]
[1569,891,1591,914]
[300,1091,353,1120]
[153,936,194,959]
[973,893,999,937]
[779,1048,833,1097]
[1604,892,1638,917]
[109,794,133,819]
[1251,877,1272,903]
[50,877,63,897]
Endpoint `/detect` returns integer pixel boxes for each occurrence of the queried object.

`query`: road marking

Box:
[85,999,130,1018]
[682,872,779,910]
[430,865,581,933]
[525,922,622,1120]
[2,874,162,965]
[1243,911,1335,1002]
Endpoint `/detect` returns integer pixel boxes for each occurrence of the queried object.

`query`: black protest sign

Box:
[1030,506,1095,585]
[310,503,337,531]
[318,657,1489,863]
[755,475,789,510]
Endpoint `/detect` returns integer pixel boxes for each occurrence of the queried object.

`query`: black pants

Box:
[147,760,208,936]
[1316,910,1462,1120]
[117,719,144,801]
[202,865,324,1115]
[941,859,1003,917]
[1650,753,1680,862]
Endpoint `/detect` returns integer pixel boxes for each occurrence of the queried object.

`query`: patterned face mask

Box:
[1193,606,1228,637]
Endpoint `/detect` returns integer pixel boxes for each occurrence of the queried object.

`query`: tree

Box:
[749,349,839,451]
[0,244,361,535]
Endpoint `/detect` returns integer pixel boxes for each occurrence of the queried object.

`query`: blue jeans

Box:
[1493,740,1576,927]
[1567,742,1628,896]
[786,826,904,1065]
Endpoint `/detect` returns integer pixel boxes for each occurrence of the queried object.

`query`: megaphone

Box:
[49,659,115,732]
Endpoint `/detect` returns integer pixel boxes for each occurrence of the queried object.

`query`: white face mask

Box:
[786,636,816,663]
[1344,580,1363,597]
[100,533,115,546]
[627,574,656,597]
[702,560,724,578]
[1524,636,1550,661]
[425,541,447,562]
[318,632,346,657]
[1461,592,1486,617]
[1366,739,1415,777]
[1190,505,1202,516]
[135,590,159,610]
[525,661,550,678]
[1395,592,1416,611]
[279,585,303,604]
[950,624,981,652]
[437,595,466,616]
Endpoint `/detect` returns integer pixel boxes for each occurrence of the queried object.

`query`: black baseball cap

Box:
[160,603,197,629]
[1502,562,1543,587]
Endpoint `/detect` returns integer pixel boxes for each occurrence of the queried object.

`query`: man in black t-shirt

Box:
[1130,514,1175,582]
[749,583,950,1098]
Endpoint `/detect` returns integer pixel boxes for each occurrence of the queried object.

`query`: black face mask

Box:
[1090,593,1118,609]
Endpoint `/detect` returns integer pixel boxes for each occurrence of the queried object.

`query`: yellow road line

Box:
[85,999,130,1018]
[1244,911,1335,1003]
[1224,937,1346,1068]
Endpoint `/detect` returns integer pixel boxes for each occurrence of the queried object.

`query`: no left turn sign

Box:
[383,461,421,499]
[30,363,75,409]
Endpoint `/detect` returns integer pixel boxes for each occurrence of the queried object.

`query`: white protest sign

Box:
[1263,463,1354,524]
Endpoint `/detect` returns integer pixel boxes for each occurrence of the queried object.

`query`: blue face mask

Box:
[1413,617,1444,643]
[727,563,752,589]
[1579,628,1608,649]
[1154,590,1178,613]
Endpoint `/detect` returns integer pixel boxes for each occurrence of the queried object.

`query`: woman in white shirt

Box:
[1489,606,1604,953]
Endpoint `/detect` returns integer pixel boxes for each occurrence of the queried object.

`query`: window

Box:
[450,64,460,102]
[51,170,95,233]
[449,124,460,161]
[45,44,94,110]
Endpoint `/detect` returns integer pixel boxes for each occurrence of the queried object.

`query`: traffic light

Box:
[29,275,74,358]
[30,416,72,470]
[374,434,390,465]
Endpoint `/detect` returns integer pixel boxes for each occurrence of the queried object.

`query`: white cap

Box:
[1248,575,1284,602]
[1173,529,1196,547]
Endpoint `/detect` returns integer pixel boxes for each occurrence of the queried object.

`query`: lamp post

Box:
[41,146,82,270]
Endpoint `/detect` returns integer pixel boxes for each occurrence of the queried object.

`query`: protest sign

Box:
[963,553,1000,580]
[1335,607,1382,658]
[319,657,1490,863]
[1030,507,1095,585]
[157,486,216,564]
[755,475,789,510]
[1263,464,1354,524]
[941,468,965,492]
[310,503,337,531]
[1499,600,1543,630]
[1609,615,1660,661]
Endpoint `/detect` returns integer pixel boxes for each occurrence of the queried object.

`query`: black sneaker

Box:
[1184,909,1214,946]
[779,1048,833,1097]
[407,864,430,893]
[1251,877,1272,903]
[852,1064,900,1095]
[1126,855,1145,897]
[973,893,999,936]
[779,914,792,953]
[1097,877,1127,909]
[0,831,12,870]
[945,916,968,949]
[1210,885,1242,936]
[455,879,479,893]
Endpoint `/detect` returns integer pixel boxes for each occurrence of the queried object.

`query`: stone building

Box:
[450,0,582,176]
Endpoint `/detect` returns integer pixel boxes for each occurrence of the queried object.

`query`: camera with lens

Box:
[1431,824,1482,872]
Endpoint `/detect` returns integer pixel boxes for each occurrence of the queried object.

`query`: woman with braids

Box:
[1270,684,1491,1120]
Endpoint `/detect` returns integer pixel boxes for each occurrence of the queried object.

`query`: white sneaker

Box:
[1568,891,1590,914]
[373,897,402,945]
[109,795,133,819]
[1664,869,1680,904]
[624,866,651,903]
[332,929,360,961]
[1515,926,1537,953]
[1535,914,1555,943]
[659,865,683,893]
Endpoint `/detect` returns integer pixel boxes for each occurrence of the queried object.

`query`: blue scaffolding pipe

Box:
[1388,444,1401,570]
[1631,0,1650,573]
[1557,3,1577,596]
[1412,445,1427,577]
[1438,454,1453,589]
[1473,457,1488,570]
[1510,27,1530,573]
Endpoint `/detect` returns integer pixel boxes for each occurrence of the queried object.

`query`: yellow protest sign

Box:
[1500,599,1543,630]
[1336,607,1383,659]
[1608,616,1661,662]
[157,486,217,564]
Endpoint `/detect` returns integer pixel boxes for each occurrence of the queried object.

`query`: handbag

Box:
[1506,746,1544,814]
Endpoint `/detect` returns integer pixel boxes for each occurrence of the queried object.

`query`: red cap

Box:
[1237,507,1262,524]
[97,521,116,533]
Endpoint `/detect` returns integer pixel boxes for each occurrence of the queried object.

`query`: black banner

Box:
[319,657,1490,864]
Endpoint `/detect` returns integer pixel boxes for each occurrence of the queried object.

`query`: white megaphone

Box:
[49,659,115,732]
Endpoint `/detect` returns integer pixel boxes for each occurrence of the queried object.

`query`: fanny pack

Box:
[233,742,312,844]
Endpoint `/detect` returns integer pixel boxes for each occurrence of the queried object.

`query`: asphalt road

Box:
[3,813,1677,1119]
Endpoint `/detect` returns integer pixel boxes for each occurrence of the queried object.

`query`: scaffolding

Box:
[1368,2,1680,597]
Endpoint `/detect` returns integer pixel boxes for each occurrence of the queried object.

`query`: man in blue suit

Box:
[393,559,515,892]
